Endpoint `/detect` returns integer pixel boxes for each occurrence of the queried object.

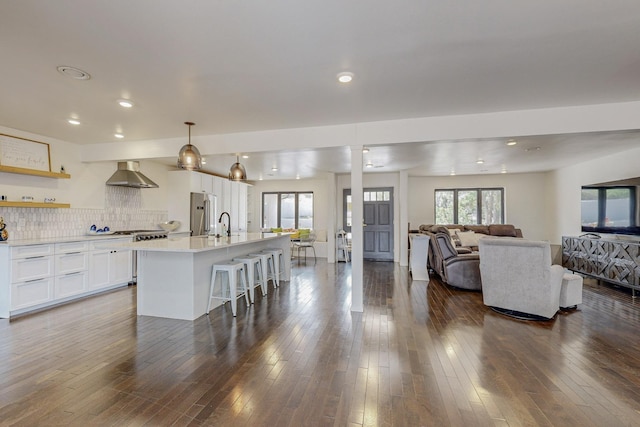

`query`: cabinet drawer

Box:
[90,237,132,251]
[11,244,54,259]
[11,256,54,282]
[56,252,88,274]
[11,277,54,310]
[54,271,88,299]
[55,241,89,253]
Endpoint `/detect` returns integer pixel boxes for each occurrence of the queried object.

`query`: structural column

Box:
[327,172,337,263]
[350,146,364,312]
[399,170,409,266]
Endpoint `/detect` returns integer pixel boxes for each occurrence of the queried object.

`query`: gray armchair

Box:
[478,237,564,320]
[431,231,482,291]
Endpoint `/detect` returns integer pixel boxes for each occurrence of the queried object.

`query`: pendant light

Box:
[177,121,202,170]
[228,155,247,181]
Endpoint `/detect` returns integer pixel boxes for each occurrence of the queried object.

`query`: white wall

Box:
[408,172,551,241]
[0,126,172,239]
[0,126,170,210]
[549,145,640,243]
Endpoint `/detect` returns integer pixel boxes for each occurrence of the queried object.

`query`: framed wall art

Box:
[0,133,51,172]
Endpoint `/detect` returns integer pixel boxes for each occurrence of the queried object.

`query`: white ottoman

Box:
[560,273,583,309]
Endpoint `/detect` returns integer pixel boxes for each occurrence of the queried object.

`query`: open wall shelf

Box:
[0,201,70,209]
[0,165,70,179]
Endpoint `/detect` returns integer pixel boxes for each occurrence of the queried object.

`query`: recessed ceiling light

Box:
[365,162,373,168]
[57,65,91,80]
[296,174,300,180]
[271,166,278,172]
[476,159,484,164]
[114,133,124,139]
[67,119,80,125]
[201,157,207,165]
[506,139,517,146]
[118,99,134,108]
[362,147,370,153]
[450,170,456,176]
[501,169,507,174]
[242,155,249,159]
[337,72,354,83]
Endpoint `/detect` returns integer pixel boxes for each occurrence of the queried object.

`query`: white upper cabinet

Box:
[194,173,214,194]
[166,170,249,234]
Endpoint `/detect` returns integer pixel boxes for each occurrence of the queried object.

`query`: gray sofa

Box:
[430,231,482,290]
[418,224,523,291]
[479,237,564,320]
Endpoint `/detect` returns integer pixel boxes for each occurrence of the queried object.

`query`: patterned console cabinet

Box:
[562,236,640,295]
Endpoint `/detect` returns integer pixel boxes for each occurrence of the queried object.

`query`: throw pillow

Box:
[298,229,310,239]
[456,230,483,247]
[447,228,462,246]
[489,224,517,237]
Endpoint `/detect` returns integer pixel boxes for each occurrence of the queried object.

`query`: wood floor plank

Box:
[2,263,640,425]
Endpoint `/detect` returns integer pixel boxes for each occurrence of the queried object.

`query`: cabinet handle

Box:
[64,251,81,255]
[65,271,81,276]
[25,255,45,259]
[24,277,45,283]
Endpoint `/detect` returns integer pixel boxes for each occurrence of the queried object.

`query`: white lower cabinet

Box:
[1,237,132,318]
[110,248,132,285]
[55,272,88,299]
[11,255,55,283]
[89,250,110,289]
[11,277,54,311]
[9,244,55,311]
[89,238,132,290]
[55,242,89,298]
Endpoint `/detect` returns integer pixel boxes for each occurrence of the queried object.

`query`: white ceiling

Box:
[2,1,640,179]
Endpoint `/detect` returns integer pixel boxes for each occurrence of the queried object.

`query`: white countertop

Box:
[0,233,134,246]
[107,232,290,253]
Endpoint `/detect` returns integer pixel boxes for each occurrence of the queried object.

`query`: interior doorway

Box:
[343,188,394,261]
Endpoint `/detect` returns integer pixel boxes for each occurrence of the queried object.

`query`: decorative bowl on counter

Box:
[87,224,113,235]
[159,220,181,232]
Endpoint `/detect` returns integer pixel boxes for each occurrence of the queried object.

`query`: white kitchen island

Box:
[112,233,291,320]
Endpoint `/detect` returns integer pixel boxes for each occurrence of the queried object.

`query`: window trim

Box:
[434,187,505,224]
[262,191,314,229]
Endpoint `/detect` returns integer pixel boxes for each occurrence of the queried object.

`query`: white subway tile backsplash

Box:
[0,186,167,241]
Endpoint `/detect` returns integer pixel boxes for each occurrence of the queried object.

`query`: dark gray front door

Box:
[343,188,394,261]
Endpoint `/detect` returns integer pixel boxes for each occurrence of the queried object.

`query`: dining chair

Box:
[294,231,316,264]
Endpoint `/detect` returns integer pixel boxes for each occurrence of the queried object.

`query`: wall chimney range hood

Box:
[106,161,158,188]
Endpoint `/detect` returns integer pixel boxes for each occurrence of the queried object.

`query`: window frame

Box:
[434,187,505,224]
[262,191,314,229]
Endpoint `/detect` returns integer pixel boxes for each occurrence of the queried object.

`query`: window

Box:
[343,189,392,231]
[435,188,504,224]
[262,192,314,229]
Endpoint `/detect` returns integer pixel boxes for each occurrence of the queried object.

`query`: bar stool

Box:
[262,248,285,283]
[207,261,250,317]
[233,255,267,303]
[249,252,278,289]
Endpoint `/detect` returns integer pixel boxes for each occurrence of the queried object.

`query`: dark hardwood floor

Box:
[1,261,640,426]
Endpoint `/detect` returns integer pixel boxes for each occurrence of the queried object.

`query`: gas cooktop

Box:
[112,229,164,235]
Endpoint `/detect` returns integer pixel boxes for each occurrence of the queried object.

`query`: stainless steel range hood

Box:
[106,161,159,188]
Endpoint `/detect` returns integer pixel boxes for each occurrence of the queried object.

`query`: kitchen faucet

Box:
[218,211,231,237]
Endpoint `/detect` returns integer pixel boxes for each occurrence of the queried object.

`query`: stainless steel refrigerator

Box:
[190,192,217,236]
